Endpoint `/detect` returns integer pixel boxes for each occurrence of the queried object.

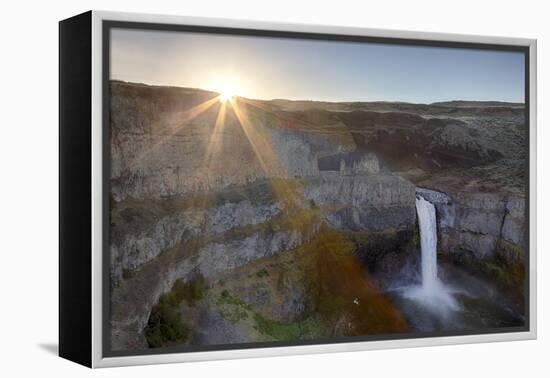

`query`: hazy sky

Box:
[110,28,525,103]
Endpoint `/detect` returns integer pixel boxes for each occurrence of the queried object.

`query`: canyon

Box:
[109,81,527,351]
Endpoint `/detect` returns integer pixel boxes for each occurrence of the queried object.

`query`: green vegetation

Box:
[171,275,206,307]
[309,199,318,209]
[256,268,270,278]
[144,275,206,347]
[214,287,326,340]
[216,289,252,324]
[145,301,191,348]
[183,276,205,303]
[413,219,421,250]
[253,313,326,341]
[480,255,525,303]
[121,268,135,280]
[218,289,251,308]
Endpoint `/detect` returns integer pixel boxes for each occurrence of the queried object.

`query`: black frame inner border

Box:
[102,19,531,358]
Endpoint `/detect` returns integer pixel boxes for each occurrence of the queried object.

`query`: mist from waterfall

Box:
[385,192,524,332]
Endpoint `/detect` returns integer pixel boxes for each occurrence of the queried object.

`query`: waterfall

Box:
[415,195,438,293]
[398,192,457,316]
[401,193,456,311]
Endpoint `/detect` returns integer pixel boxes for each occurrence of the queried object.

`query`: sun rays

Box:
[228,97,306,207]
[189,91,306,208]
[230,98,275,175]
[125,85,307,209]
[202,100,227,169]
[127,96,220,170]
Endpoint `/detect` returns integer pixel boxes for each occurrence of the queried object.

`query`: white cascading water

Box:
[416,195,438,293]
[402,194,457,311]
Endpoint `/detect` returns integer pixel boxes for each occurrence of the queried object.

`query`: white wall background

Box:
[0,0,547,376]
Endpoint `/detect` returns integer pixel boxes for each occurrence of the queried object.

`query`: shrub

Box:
[256,268,270,278]
[309,199,319,209]
[144,275,206,347]
[177,275,206,306]
[144,302,190,348]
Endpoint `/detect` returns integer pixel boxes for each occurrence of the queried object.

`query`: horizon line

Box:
[110,79,526,106]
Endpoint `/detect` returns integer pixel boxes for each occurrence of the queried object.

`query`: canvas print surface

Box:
[107,26,528,354]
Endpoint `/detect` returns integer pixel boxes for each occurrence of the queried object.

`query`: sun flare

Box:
[208,78,242,102]
[219,91,234,102]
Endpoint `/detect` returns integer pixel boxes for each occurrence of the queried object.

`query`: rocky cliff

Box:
[108,81,527,350]
[416,187,526,266]
[110,171,416,350]
[110,82,356,201]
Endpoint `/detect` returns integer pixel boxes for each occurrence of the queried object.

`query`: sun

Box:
[208,78,242,102]
[219,91,234,102]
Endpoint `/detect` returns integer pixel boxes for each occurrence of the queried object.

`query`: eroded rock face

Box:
[110,218,320,351]
[110,198,283,285]
[305,173,416,232]
[109,82,270,200]
[110,171,418,351]
[196,228,317,278]
[110,82,352,202]
[110,209,201,285]
[269,128,323,177]
[417,187,526,264]
[444,192,506,261]
[502,197,526,246]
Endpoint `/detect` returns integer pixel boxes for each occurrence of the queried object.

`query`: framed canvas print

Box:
[59,10,537,368]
